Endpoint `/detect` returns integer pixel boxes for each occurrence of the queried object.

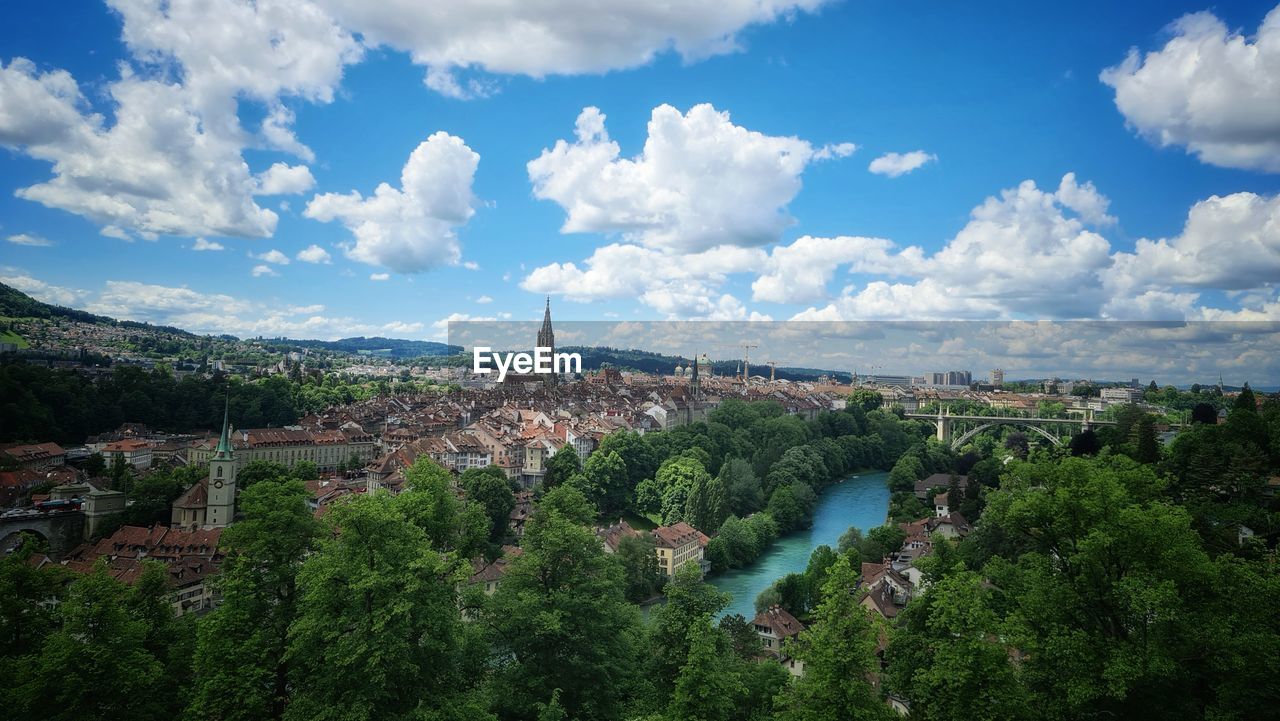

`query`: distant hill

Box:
[562,346,851,382]
[0,281,194,336]
[267,336,460,358]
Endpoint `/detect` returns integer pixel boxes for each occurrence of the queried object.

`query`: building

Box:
[187,426,376,472]
[102,439,153,471]
[61,524,223,616]
[538,297,557,387]
[990,368,1004,387]
[171,402,237,529]
[1101,386,1143,405]
[652,521,708,578]
[751,605,806,676]
[0,442,66,470]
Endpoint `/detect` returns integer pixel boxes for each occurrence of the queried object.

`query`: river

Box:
[709,470,891,620]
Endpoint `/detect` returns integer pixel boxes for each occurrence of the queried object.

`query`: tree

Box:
[775,555,893,721]
[616,534,662,603]
[543,447,582,489]
[849,389,883,412]
[667,616,743,721]
[1132,413,1160,463]
[0,539,69,658]
[397,457,490,558]
[289,460,317,480]
[1068,429,1101,456]
[285,493,484,721]
[655,456,712,525]
[487,496,642,721]
[648,563,729,689]
[9,563,167,721]
[238,459,290,488]
[596,430,659,491]
[1190,402,1217,424]
[461,466,516,542]
[188,478,324,721]
[685,464,728,533]
[583,450,629,514]
[720,457,762,516]
[885,571,1031,721]
[83,451,106,477]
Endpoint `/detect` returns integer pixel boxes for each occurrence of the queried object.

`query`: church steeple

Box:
[537,297,556,387]
[214,394,233,460]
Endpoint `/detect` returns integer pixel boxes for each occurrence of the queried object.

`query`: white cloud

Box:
[296,244,332,264]
[528,104,849,253]
[369,272,390,281]
[868,150,936,177]
[0,274,87,306]
[256,162,316,195]
[6,233,52,247]
[522,242,769,318]
[192,238,224,251]
[251,264,278,277]
[751,235,904,304]
[0,0,360,240]
[1100,6,1280,172]
[476,295,493,304]
[305,131,480,273]
[1106,191,1280,293]
[254,249,291,265]
[83,279,424,339]
[787,174,1117,319]
[814,142,858,160]
[462,261,480,270]
[314,0,826,94]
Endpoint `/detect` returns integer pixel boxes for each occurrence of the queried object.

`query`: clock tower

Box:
[206,398,237,528]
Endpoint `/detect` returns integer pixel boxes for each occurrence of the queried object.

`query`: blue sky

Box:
[2,0,1279,340]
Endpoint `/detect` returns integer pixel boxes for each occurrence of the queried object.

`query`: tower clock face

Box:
[214,480,224,489]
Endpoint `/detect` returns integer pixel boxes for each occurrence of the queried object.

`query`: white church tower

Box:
[206,398,237,528]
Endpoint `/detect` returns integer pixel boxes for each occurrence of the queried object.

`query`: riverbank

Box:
[708,470,891,619]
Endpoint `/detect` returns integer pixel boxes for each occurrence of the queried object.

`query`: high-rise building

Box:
[991,368,1004,387]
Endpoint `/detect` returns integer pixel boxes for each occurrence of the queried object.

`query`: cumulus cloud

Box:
[6,233,52,247]
[1107,191,1280,293]
[476,295,493,304]
[192,238,224,251]
[0,0,359,240]
[256,163,316,195]
[1101,5,1280,172]
[83,278,422,339]
[788,174,1118,319]
[522,242,768,318]
[751,235,905,304]
[528,104,851,253]
[254,249,291,265]
[251,264,278,277]
[868,150,937,177]
[314,0,826,95]
[369,273,390,281]
[305,131,480,273]
[296,244,332,264]
[0,273,87,306]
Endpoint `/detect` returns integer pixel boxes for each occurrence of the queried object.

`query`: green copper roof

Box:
[214,396,233,458]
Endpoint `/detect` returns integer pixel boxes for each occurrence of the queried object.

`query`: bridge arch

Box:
[0,528,49,555]
[950,420,1064,449]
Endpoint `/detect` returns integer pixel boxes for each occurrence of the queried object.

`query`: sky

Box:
[2,0,1280,351]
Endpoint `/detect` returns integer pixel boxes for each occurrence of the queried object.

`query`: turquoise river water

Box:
[708,470,891,620]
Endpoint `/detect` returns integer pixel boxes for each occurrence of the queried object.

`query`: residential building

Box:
[0,442,66,469]
[102,439,153,471]
[652,521,708,578]
[752,605,806,676]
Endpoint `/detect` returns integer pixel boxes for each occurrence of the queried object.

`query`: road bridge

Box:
[906,408,1118,449]
[0,510,85,559]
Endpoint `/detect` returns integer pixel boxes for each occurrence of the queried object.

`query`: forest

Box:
[1,389,1278,721]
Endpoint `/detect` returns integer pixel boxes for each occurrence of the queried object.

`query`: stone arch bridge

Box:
[0,510,85,559]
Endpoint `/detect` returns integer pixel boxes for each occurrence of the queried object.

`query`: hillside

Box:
[0,281,193,336]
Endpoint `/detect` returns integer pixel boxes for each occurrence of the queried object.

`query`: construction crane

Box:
[741,343,758,381]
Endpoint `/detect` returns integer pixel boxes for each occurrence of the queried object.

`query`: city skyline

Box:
[2,0,1280,340]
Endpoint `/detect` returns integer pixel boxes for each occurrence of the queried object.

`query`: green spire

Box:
[214,395,233,458]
